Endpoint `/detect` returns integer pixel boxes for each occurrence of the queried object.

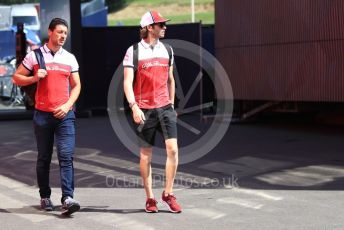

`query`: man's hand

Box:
[35,69,47,81]
[132,105,146,124]
[53,103,70,119]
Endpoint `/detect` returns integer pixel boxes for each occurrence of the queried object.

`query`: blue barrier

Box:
[82,7,108,27]
[0,30,15,59]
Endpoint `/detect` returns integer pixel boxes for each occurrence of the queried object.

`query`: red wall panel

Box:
[216,0,344,101]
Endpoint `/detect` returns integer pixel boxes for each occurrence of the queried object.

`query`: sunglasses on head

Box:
[153,22,166,28]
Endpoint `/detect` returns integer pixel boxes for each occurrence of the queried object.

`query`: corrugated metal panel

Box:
[215,0,344,102]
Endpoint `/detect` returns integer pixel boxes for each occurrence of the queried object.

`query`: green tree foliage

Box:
[104,0,127,12]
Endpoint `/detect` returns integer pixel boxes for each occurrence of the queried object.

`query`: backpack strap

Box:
[133,42,139,72]
[161,42,172,67]
[21,47,45,107]
[33,48,46,70]
[132,42,139,86]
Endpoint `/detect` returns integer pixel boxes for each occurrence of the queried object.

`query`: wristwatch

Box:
[129,101,137,109]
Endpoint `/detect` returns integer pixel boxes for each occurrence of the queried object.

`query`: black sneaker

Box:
[40,198,54,211]
[61,197,80,216]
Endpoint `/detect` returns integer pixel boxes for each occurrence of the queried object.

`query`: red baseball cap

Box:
[140,10,170,28]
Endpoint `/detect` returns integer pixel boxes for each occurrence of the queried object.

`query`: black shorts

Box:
[134,104,177,147]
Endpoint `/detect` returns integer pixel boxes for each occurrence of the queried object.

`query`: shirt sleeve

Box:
[21,51,36,71]
[70,54,79,73]
[123,46,134,68]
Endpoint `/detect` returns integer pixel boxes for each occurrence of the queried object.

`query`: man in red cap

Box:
[123,10,182,213]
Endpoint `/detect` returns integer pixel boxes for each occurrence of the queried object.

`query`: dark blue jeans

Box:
[33,109,76,201]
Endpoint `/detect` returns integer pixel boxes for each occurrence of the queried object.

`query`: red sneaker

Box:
[145,198,158,213]
[161,191,182,213]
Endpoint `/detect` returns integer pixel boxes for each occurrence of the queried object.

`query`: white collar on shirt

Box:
[42,43,63,55]
[140,39,162,49]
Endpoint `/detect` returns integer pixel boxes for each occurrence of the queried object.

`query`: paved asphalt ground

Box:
[0,113,343,229]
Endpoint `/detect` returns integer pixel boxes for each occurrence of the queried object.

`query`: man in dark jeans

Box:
[13,18,81,215]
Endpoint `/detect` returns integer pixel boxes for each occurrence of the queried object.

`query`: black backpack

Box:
[21,48,46,108]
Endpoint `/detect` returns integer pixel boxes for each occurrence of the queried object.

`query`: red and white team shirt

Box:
[22,44,79,112]
[123,39,174,109]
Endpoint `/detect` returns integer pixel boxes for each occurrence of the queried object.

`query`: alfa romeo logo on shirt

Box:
[108,39,233,165]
